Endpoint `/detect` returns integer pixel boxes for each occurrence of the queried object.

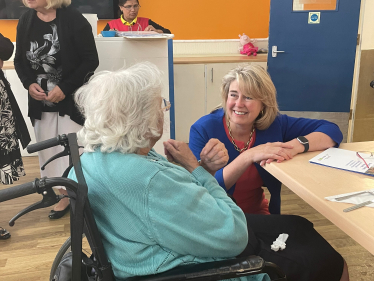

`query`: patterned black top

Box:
[14,6,99,125]
[27,17,62,112]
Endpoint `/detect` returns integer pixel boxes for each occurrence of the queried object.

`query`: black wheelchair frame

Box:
[0,133,287,281]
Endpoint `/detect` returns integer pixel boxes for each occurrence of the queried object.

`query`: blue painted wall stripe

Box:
[168,39,175,139]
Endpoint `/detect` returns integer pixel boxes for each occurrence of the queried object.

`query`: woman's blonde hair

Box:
[74,62,164,154]
[220,64,279,130]
[23,0,71,9]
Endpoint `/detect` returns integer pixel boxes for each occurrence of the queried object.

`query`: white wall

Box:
[361,0,374,50]
[173,39,268,56]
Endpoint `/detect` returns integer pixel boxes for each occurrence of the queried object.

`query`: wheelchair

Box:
[0,133,287,281]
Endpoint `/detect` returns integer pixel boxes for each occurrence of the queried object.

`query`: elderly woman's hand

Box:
[164,139,199,173]
[199,139,229,175]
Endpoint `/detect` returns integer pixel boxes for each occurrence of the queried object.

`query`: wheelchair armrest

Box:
[126,255,285,281]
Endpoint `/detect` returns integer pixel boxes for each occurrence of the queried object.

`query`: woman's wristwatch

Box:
[297,136,309,153]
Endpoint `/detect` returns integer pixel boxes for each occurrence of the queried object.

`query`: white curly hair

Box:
[74,62,164,154]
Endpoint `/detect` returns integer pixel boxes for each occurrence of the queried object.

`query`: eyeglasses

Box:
[162,98,171,112]
[122,4,140,10]
[356,151,374,169]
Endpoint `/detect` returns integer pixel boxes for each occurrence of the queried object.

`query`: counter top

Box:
[173,53,267,64]
[3,54,268,70]
[95,34,174,41]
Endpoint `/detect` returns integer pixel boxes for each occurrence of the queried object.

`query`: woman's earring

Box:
[261,110,264,116]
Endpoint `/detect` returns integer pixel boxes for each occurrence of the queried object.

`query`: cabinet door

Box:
[206,63,240,114]
[174,64,205,142]
[205,62,267,114]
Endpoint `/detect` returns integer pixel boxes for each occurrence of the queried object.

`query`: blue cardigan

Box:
[189,109,343,214]
[68,149,269,281]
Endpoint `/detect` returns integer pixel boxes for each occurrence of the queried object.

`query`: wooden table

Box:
[263,141,374,255]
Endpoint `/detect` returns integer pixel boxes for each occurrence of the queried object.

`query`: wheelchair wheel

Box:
[50,234,90,281]
[50,237,72,281]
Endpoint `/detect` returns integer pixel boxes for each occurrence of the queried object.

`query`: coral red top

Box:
[108,17,150,32]
[223,118,270,214]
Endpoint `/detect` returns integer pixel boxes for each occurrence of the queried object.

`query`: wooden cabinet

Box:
[206,63,244,114]
[174,64,206,143]
[174,61,267,142]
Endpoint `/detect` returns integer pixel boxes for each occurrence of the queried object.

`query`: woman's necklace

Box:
[227,119,255,153]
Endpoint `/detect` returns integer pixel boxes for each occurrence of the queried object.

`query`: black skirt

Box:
[238,214,344,281]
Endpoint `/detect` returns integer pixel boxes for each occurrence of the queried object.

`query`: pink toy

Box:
[239,33,258,56]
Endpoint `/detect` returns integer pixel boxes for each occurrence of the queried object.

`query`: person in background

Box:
[103,0,171,34]
[69,62,348,281]
[0,33,30,185]
[1,33,31,240]
[14,0,99,219]
[189,65,343,215]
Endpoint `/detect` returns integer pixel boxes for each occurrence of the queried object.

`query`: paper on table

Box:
[116,31,174,39]
[309,148,374,177]
[325,189,374,208]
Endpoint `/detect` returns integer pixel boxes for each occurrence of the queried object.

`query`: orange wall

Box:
[0,0,270,41]
[139,0,270,39]
[1,20,18,42]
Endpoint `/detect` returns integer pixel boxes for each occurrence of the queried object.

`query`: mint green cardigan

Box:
[68,149,269,281]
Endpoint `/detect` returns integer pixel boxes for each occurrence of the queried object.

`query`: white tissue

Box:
[271,233,289,252]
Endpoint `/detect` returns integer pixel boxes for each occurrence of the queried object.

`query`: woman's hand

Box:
[222,142,294,190]
[245,142,294,166]
[29,83,47,100]
[45,85,65,103]
[257,139,308,166]
[277,139,303,159]
[163,139,199,173]
[144,25,163,33]
[199,139,229,175]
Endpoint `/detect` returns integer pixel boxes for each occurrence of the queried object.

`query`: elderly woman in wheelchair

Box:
[68,62,349,281]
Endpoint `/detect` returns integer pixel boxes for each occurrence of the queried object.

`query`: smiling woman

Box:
[103,0,171,33]
[189,64,343,215]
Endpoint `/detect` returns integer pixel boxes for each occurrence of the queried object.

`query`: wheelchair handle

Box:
[27,134,68,153]
[0,180,37,203]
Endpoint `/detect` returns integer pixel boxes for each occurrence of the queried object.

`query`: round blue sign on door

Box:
[311,14,318,22]
[308,12,320,24]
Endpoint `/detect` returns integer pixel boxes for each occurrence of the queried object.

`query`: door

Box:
[267,0,361,115]
[351,0,374,142]
[352,51,374,141]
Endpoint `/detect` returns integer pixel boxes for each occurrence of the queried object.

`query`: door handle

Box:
[211,68,214,83]
[272,46,285,58]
